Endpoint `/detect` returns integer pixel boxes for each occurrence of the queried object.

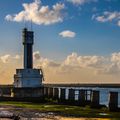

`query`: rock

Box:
[0,111,20,120]
[0,111,13,118]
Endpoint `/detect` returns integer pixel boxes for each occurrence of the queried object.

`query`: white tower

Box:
[14,28,43,88]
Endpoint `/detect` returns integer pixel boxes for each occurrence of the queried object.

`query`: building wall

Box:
[14,69,43,87]
[12,87,44,98]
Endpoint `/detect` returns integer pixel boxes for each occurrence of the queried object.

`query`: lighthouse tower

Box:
[14,28,43,88]
[23,28,33,69]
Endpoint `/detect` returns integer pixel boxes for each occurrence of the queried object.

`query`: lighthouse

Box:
[14,28,43,88]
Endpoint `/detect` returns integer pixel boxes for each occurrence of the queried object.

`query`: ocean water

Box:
[58,87,120,107]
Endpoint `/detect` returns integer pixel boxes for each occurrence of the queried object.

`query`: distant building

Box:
[14,28,44,88]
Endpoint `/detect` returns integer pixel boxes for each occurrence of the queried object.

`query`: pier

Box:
[0,85,120,112]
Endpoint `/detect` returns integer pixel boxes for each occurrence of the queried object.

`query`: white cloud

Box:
[67,0,98,5]
[33,51,41,60]
[59,30,76,38]
[37,58,61,68]
[14,55,21,60]
[1,52,120,84]
[97,52,120,74]
[118,20,120,26]
[1,52,120,75]
[63,52,104,68]
[111,52,120,63]
[0,55,11,63]
[33,52,106,75]
[93,11,120,27]
[5,0,65,25]
[47,52,120,75]
[0,54,21,63]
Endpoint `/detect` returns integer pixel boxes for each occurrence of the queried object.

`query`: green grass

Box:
[0,101,120,119]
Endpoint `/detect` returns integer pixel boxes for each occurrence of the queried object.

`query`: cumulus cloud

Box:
[0,54,22,63]
[67,0,98,5]
[111,52,120,63]
[14,55,21,60]
[5,0,65,25]
[33,51,41,60]
[1,52,120,84]
[38,58,61,68]
[33,52,106,75]
[63,52,105,68]
[48,52,120,75]
[97,52,120,74]
[93,11,120,27]
[0,55,11,63]
[59,30,76,38]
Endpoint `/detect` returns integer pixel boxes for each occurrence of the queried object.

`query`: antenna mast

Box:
[23,18,27,29]
[30,19,33,31]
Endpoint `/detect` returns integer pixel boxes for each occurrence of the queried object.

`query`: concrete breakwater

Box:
[0,86,120,112]
[43,87,119,111]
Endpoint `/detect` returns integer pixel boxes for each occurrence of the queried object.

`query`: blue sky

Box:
[0,0,120,60]
[1,0,120,84]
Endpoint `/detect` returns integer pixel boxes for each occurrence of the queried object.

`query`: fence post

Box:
[68,89,75,104]
[44,87,48,98]
[59,88,66,102]
[53,88,59,100]
[48,88,53,99]
[78,89,86,106]
[91,90,100,108]
[109,92,118,111]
